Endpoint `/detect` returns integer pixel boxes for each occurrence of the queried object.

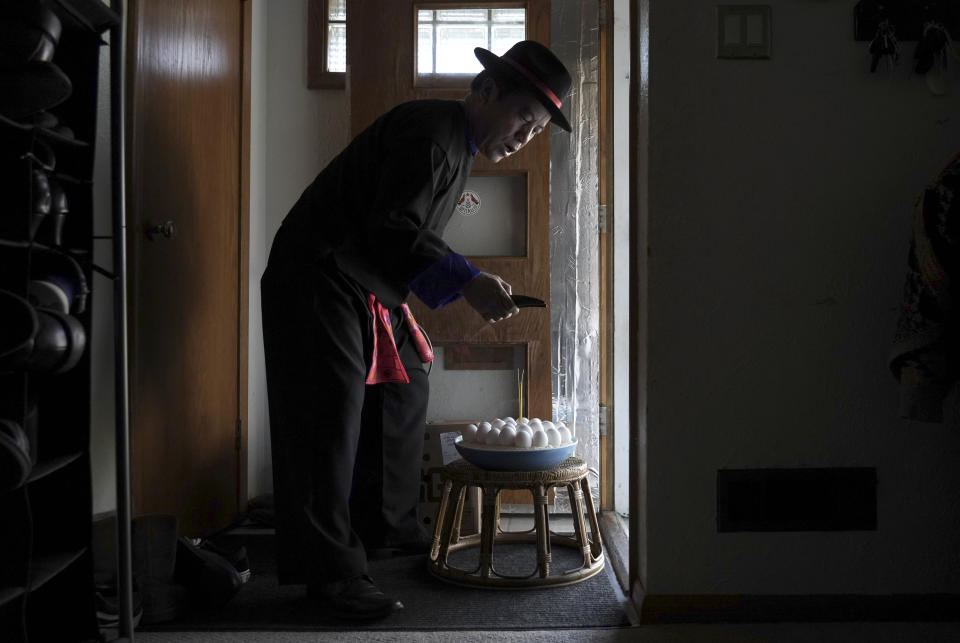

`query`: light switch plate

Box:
[717,5,772,59]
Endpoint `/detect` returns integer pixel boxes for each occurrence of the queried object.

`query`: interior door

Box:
[348,0,553,424]
[126,0,246,535]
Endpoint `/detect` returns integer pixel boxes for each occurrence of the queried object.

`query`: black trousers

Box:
[261,227,428,585]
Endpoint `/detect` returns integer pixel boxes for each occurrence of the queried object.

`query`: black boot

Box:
[307,574,401,621]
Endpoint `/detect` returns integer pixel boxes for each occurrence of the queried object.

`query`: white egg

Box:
[531,429,548,448]
[491,418,505,430]
[461,424,478,443]
[558,425,572,444]
[545,427,561,447]
[540,420,555,432]
[502,416,515,425]
[479,421,492,432]
[528,418,543,429]
[484,428,501,445]
[476,423,491,440]
[515,430,532,448]
[516,423,532,434]
[498,426,517,446]
[519,417,529,424]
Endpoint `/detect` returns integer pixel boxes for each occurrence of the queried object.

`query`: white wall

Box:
[644,0,960,594]
[91,39,116,515]
[247,0,269,501]
[246,0,351,498]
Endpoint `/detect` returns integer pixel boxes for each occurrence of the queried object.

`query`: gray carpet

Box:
[132,624,960,643]
[140,532,628,631]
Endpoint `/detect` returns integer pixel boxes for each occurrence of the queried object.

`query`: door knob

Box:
[146,220,176,241]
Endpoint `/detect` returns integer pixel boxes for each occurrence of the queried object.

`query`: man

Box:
[261,40,572,620]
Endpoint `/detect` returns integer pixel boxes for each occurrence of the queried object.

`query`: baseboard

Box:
[92,509,117,523]
[639,593,960,623]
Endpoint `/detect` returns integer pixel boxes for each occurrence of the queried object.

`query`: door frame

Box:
[595,0,646,617]
[237,0,252,516]
[628,0,649,610]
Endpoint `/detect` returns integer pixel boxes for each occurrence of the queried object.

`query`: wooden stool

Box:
[428,456,604,588]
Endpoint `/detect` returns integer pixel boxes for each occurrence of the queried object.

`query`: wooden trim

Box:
[598,510,629,594]
[597,0,614,511]
[414,0,525,8]
[307,0,346,89]
[125,0,143,517]
[639,594,960,624]
[629,0,651,610]
[237,0,252,513]
[415,74,476,90]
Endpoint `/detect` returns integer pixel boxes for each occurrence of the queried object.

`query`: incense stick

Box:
[517,368,524,419]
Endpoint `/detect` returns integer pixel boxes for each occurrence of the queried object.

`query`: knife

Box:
[511,295,546,308]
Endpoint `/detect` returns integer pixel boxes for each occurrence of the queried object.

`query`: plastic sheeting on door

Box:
[549,0,600,510]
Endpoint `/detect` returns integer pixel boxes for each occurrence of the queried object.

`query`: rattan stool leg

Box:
[435,480,464,568]
[479,484,499,579]
[567,480,592,570]
[451,483,467,544]
[581,476,603,559]
[430,478,453,562]
[533,484,551,578]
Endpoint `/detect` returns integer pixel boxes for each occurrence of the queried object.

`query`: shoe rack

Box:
[0,1,125,642]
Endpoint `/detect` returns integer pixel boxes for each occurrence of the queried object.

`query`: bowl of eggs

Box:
[454,417,577,471]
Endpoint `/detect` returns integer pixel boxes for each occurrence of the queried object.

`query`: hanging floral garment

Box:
[890,152,960,422]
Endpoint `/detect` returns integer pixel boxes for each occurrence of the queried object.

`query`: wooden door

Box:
[348,0,553,422]
[126,0,247,535]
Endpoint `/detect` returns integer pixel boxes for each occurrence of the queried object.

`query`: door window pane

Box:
[492,8,524,22]
[491,26,524,55]
[418,24,434,74]
[437,8,488,22]
[416,5,526,78]
[436,26,486,74]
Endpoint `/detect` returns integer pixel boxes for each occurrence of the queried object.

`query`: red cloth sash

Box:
[365,294,434,385]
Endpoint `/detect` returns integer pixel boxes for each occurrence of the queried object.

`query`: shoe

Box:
[95,585,143,631]
[174,536,243,608]
[307,574,401,621]
[366,539,431,560]
[366,528,433,560]
[187,537,251,583]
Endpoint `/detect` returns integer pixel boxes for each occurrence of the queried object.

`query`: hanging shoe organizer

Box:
[0,1,126,641]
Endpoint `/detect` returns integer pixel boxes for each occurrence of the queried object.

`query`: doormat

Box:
[139,531,629,631]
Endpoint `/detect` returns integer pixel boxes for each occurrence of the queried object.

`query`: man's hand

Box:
[461,272,519,323]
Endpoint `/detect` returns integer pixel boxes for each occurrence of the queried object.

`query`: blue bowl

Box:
[454,435,578,472]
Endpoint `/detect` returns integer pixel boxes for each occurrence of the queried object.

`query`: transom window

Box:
[416,6,526,77]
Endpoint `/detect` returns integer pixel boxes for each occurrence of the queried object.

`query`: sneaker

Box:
[95,585,143,631]
[174,536,243,607]
[188,537,251,583]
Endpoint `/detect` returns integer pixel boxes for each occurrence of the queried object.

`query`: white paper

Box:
[439,432,462,465]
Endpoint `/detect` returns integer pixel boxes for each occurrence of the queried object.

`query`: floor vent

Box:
[717,467,877,532]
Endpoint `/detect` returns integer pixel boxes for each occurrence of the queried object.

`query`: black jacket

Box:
[278,99,476,308]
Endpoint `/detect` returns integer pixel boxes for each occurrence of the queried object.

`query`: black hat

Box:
[474,41,572,133]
